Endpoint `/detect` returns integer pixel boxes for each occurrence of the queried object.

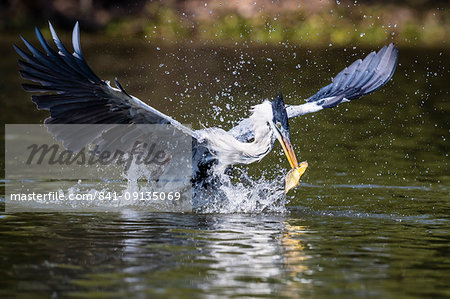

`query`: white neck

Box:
[199,101,275,167]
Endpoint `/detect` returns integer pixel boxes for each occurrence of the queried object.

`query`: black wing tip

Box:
[19,35,28,44]
[114,77,132,98]
[12,44,21,53]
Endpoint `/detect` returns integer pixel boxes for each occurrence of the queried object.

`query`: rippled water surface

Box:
[0,32,448,298]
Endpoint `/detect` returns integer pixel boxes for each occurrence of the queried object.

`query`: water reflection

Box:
[282,223,309,276]
[0,212,314,297]
[191,214,287,296]
[1,198,448,298]
[117,212,309,297]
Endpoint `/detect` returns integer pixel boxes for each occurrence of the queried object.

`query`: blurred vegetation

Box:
[1,0,448,47]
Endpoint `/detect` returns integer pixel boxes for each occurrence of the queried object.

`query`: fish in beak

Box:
[285,161,308,193]
[275,131,308,193]
[270,91,307,193]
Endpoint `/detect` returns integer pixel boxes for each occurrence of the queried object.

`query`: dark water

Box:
[0,211,448,298]
[0,31,449,298]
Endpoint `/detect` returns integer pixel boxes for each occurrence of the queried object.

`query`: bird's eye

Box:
[276,122,282,129]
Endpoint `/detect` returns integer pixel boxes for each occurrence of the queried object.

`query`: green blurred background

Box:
[1,0,448,48]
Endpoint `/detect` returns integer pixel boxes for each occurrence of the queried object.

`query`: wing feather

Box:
[287,44,398,119]
[15,22,194,138]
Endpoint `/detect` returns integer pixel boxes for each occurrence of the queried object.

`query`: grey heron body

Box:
[14,22,398,189]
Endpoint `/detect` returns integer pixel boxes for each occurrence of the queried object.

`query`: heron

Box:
[14,22,398,192]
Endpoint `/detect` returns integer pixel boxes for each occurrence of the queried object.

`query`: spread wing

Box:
[15,22,195,137]
[286,43,398,118]
[15,21,198,158]
[229,44,398,142]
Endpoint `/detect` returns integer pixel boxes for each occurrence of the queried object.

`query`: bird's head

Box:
[270,92,299,169]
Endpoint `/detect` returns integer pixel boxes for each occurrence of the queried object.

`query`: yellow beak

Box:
[279,136,299,169]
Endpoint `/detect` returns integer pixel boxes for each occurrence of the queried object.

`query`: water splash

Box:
[192,167,288,214]
[57,161,289,214]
